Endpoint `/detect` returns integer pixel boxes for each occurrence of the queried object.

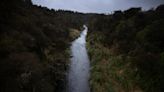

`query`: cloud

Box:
[32,0,164,13]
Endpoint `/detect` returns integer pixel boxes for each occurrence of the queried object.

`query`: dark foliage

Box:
[0,0,85,92]
[87,4,164,92]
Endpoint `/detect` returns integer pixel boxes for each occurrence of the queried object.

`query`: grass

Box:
[87,33,143,92]
[68,28,81,40]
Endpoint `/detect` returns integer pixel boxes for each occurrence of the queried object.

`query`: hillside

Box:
[0,0,84,92]
[87,5,164,92]
[0,0,164,92]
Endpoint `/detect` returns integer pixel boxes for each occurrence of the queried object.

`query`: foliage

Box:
[87,4,164,92]
[0,0,84,92]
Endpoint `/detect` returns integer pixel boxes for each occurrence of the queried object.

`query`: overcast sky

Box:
[32,0,164,13]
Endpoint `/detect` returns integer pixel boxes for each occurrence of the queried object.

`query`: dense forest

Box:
[87,4,164,92]
[0,0,164,92]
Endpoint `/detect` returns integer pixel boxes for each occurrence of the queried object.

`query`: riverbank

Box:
[87,34,142,92]
[87,5,164,92]
[0,1,83,92]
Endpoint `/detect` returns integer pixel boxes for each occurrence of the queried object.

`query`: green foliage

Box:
[136,19,164,52]
[1,0,164,92]
[0,0,84,92]
[87,4,164,92]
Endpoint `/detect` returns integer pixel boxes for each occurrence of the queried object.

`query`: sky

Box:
[32,0,164,13]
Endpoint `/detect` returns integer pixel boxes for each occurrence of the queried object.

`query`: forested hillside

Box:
[87,5,164,92]
[0,0,85,92]
[1,0,164,92]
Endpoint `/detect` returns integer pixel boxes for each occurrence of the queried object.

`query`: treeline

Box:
[0,0,85,92]
[87,5,164,92]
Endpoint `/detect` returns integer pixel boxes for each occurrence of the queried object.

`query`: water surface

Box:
[68,25,90,92]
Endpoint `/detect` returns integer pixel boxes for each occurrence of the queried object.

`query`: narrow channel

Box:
[68,25,90,92]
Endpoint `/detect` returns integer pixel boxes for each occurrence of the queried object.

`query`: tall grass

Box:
[87,33,142,92]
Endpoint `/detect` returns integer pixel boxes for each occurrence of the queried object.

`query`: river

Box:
[67,25,90,92]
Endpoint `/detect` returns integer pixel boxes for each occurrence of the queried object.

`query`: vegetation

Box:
[0,0,84,92]
[1,0,164,92]
[87,5,164,92]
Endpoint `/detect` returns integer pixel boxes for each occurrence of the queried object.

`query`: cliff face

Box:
[0,0,84,92]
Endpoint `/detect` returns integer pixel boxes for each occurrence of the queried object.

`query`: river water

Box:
[67,25,90,92]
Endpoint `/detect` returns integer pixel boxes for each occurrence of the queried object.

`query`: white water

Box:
[68,25,90,92]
